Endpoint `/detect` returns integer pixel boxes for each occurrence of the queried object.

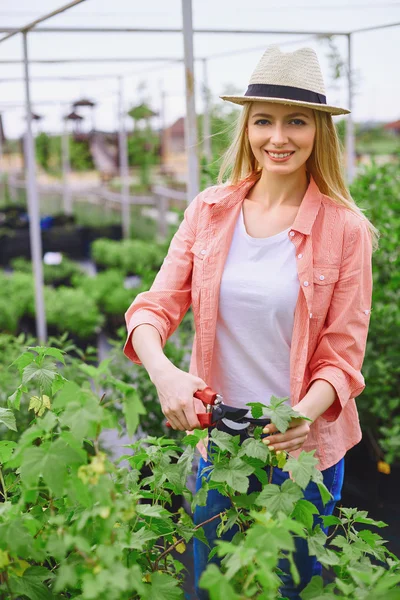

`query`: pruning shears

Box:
[166,386,249,429]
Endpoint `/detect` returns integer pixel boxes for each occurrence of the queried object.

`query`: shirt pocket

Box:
[312,266,340,319]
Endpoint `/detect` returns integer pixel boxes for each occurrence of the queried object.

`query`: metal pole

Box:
[159,81,166,170]
[0,116,3,201]
[181,0,199,203]
[202,58,212,163]
[346,33,355,184]
[22,32,46,342]
[62,118,72,214]
[118,77,130,239]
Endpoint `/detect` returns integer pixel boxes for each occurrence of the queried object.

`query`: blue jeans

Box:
[193,437,345,600]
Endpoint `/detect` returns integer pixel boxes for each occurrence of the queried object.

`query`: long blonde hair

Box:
[217,103,379,250]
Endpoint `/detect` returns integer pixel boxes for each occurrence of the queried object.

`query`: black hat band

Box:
[245,83,327,105]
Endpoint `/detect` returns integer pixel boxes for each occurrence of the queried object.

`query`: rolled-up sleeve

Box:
[123,196,199,364]
[307,218,373,422]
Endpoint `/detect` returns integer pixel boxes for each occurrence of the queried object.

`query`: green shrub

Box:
[0,346,398,599]
[91,238,166,275]
[11,256,84,286]
[351,159,400,462]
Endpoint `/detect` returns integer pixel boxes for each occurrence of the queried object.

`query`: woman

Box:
[123,46,377,599]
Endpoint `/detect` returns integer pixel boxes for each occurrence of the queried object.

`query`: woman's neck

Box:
[248,169,310,210]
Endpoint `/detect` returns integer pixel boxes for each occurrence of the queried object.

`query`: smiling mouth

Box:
[265,150,295,158]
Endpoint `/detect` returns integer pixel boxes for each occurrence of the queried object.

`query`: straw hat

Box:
[220,45,350,116]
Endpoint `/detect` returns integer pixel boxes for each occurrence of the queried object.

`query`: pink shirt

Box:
[124,174,373,470]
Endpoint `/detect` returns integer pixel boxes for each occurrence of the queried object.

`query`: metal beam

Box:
[182,0,199,204]
[0,26,351,35]
[350,21,400,34]
[346,34,355,184]
[118,77,130,240]
[0,0,86,43]
[22,32,47,342]
[0,57,183,64]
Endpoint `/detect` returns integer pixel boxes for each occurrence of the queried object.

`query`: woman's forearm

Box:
[295,379,337,422]
[131,324,173,382]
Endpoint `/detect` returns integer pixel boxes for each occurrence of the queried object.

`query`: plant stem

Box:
[0,467,7,502]
[153,511,225,571]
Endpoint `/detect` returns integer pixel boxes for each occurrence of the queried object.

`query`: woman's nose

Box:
[270,124,288,145]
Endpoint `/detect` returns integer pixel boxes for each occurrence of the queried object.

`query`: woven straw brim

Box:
[219,95,350,116]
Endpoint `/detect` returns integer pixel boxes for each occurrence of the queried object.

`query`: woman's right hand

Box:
[150,363,208,431]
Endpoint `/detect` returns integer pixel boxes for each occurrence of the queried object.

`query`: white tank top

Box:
[209,205,300,423]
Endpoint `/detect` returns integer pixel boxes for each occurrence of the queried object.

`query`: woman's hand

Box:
[150,362,208,431]
[261,409,312,453]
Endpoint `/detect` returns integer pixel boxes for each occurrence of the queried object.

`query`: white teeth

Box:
[267,151,293,158]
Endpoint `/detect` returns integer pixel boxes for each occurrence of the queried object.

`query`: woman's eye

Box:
[254,119,270,125]
[290,119,306,125]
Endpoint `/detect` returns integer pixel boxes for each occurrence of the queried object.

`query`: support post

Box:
[118,76,130,239]
[22,32,47,342]
[181,0,199,204]
[202,58,212,163]
[346,33,355,184]
[62,117,72,214]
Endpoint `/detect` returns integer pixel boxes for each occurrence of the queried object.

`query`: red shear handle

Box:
[165,386,218,428]
[194,386,218,406]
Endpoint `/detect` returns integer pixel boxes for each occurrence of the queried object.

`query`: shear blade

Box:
[217,406,249,423]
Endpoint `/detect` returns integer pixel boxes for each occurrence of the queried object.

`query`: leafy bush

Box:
[0,346,399,599]
[11,257,85,287]
[91,238,166,275]
[351,159,400,462]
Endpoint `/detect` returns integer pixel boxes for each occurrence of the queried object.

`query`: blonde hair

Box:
[217,103,379,251]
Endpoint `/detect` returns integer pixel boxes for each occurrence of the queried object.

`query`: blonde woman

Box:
[123,46,377,599]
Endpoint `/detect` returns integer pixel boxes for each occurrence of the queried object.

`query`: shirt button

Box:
[309,313,313,319]
[319,275,325,281]
[303,281,309,287]
[200,249,206,255]
[364,309,370,315]
[289,231,295,237]
[297,253,303,259]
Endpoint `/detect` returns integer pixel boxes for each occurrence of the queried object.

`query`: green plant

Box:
[0,347,399,599]
[350,159,400,462]
[11,257,84,287]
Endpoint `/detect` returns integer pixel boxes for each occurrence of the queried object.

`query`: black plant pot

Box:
[42,226,85,259]
[1,229,32,264]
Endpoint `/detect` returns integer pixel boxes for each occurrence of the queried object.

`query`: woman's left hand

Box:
[261,409,312,453]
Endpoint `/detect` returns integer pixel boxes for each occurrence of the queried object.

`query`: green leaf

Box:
[9,351,35,373]
[22,360,57,395]
[9,567,54,600]
[0,407,17,431]
[0,440,17,463]
[256,478,303,515]
[8,386,24,411]
[282,450,319,489]
[238,437,270,461]
[246,402,264,419]
[147,572,183,600]
[53,564,77,593]
[128,528,159,550]
[211,457,254,494]
[52,381,81,410]
[292,499,319,531]
[261,395,295,432]
[29,346,65,364]
[20,439,82,496]
[136,504,170,518]
[210,429,240,455]
[199,564,241,600]
[123,388,146,437]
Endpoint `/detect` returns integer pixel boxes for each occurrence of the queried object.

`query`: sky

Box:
[0,0,399,139]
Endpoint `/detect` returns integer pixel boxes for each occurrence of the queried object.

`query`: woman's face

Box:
[246,101,316,175]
